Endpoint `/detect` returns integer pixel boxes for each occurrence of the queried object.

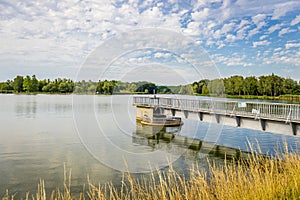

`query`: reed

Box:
[2,152,300,200]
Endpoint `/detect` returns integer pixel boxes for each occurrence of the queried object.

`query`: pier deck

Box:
[133,96,300,136]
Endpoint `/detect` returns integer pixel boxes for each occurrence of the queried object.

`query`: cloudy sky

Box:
[1,0,300,82]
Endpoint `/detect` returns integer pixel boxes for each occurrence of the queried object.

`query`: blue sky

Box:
[0,0,300,82]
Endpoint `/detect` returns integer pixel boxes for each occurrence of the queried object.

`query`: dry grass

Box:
[2,152,300,200]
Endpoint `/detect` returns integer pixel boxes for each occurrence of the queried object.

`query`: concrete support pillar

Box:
[236,116,241,127]
[260,119,266,131]
[184,110,189,119]
[198,112,203,121]
[171,109,176,116]
[215,114,220,124]
[291,122,297,136]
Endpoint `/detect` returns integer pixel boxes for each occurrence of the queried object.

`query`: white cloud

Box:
[252,40,271,48]
[205,39,214,46]
[271,1,300,20]
[274,47,282,52]
[183,21,201,36]
[285,43,300,49]
[225,34,237,42]
[217,42,225,49]
[278,28,296,36]
[236,24,251,40]
[246,14,268,38]
[212,54,253,67]
[259,35,267,40]
[220,22,236,34]
[247,28,259,38]
[191,8,210,21]
[264,50,300,67]
[268,24,282,33]
[154,52,172,59]
[252,14,266,25]
[237,19,250,29]
[291,15,300,26]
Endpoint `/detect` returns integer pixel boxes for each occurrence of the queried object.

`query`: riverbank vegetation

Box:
[192,74,300,97]
[0,74,300,100]
[2,151,300,200]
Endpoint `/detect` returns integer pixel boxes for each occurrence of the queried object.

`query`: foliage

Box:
[13,75,24,93]
[208,79,225,96]
[0,80,13,92]
[178,84,193,95]
[23,75,39,92]
[0,74,300,96]
[42,78,74,93]
[192,74,300,97]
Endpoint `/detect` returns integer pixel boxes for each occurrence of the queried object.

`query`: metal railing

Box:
[133,96,300,122]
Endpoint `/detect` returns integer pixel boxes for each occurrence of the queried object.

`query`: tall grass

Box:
[2,152,300,200]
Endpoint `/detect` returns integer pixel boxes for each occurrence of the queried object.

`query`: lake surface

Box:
[0,94,299,197]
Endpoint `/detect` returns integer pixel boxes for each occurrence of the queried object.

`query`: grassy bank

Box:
[2,151,300,200]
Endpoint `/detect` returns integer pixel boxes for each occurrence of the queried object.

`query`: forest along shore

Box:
[0,74,299,102]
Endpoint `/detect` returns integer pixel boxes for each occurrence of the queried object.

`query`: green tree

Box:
[135,82,156,94]
[30,75,39,92]
[265,74,283,96]
[178,85,193,95]
[38,79,48,92]
[58,82,69,93]
[96,81,104,94]
[224,78,235,95]
[283,78,297,94]
[243,76,258,95]
[101,80,115,95]
[192,80,208,94]
[127,83,137,93]
[23,75,38,92]
[42,80,58,93]
[23,75,31,92]
[192,82,199,94]
[87,83,96,94]
[202,84,209,95]
[13,75,24,93]
[0,80,13,92]
[258,76,269,95]
[224,76,244,95]
[208,79,225,96]
[233,76,244,95]
[157,86,171,94]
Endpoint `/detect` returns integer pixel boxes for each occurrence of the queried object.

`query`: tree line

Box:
[0,75,169,95]
[0,74,299,96]
[0,75,75,93]
[192,74,300,96]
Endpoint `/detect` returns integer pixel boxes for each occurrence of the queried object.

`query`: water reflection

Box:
[15,101,37,118]
[133,122,249,161]
[14,95,73,118]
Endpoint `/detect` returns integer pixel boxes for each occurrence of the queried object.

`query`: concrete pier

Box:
[133,96,300,136]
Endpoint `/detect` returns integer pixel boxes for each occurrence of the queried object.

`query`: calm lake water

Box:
[0,94,299,197]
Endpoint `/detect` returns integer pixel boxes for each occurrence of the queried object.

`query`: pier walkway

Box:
[133,96,300,136]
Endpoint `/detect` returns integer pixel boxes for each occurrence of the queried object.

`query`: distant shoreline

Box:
[1,74,299,101]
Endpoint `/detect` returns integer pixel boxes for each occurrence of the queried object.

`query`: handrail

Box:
[133,96,300,122]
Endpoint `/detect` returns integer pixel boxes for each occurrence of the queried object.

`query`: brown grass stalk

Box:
[2,152,300,200]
